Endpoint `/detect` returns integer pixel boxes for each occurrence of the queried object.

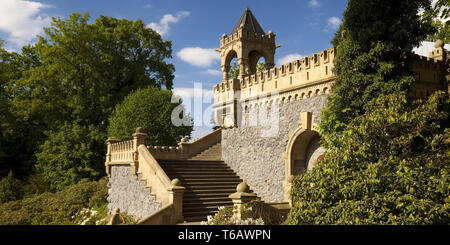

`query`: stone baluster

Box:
[228,182,259,221]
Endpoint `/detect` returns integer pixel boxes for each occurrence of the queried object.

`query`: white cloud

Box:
[201,69,222,76]
[147,11,190,36]
[277,53,303,66]
[325,17,342,32]
[0,0,52,48]
[173,87,213,100]
[309,0,320,8]
[177,47,220,67]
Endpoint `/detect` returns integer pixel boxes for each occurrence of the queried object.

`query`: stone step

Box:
[184,188,237,193]
[183,192,232,198]
[183,201,233,208]
[174,175,241,180]
[184,197,232,203]
[165,170,235,176]
[183,205,232,213]
[181,181,241,186]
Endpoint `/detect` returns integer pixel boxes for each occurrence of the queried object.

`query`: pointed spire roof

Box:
[231,8,265,35]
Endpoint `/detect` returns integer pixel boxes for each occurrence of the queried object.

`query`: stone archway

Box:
[283,111,325,203]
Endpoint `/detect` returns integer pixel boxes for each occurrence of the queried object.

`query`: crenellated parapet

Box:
[213,41,449,127]
[220,28,276,49]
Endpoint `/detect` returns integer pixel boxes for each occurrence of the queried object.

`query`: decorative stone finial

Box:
[136,127,144,133]
[171,178,181,186]
[435,39,444,48]
[236,182,250,193]
[268,30,273,35]
[108,208,125,225]
[222,33,227,38]
[180,137,187,143]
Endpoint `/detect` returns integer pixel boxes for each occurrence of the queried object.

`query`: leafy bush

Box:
[108,86,193,146]
[286,92,450,225]
[0,171,24,204]
[201,202,286,225]
[0,177,108,225]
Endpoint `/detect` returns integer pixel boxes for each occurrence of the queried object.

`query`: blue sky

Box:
[0,0,348,140]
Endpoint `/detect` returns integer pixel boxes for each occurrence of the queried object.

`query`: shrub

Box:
[0,171,23,204]
[0,177,108,225]
[286,92,450,225]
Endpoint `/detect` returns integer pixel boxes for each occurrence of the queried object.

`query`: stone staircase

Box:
[159,159,242,222]
[189,143,222,161]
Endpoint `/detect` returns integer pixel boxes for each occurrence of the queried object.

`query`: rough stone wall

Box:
[222,95,329,202]
[107,165,161,219]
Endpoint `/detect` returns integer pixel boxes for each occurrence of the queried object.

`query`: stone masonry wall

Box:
[107,165,161,219]
[222,95,329,202]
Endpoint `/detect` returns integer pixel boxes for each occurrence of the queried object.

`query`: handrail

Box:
[146,128,222,160]
[138,145,172,189]
[178,128,222,158]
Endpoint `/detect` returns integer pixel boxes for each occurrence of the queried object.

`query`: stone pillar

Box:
[168,178,185,224]
[228,182,259,220]
[222,65,230,81]
[238,58,249,79]
[178,137,190,159]
[105,137,120,177]
[132,127,147,177]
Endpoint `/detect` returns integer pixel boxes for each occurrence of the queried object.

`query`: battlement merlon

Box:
[213,47,337,106]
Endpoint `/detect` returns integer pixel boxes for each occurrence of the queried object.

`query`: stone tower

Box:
[217,8,278,81]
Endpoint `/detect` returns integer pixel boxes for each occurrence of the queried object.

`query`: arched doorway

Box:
[283,112,326,203]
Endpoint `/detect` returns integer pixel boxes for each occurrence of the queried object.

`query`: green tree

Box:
[35,122,107,190]
[107,87,193,146]
[320,0,435,148]
[287,0,449,225]
[228,61,240,79]
[256,61,266,73]
[2,13,176,183]
[423,0,450,42]
[286,92,449,224]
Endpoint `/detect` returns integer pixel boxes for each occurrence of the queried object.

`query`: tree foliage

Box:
[320,0,435,148]
[35,122,107,190]
[0,13,178,186]
[288,0,449,224]
[422,0,450,42]
[107,87,193,146]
